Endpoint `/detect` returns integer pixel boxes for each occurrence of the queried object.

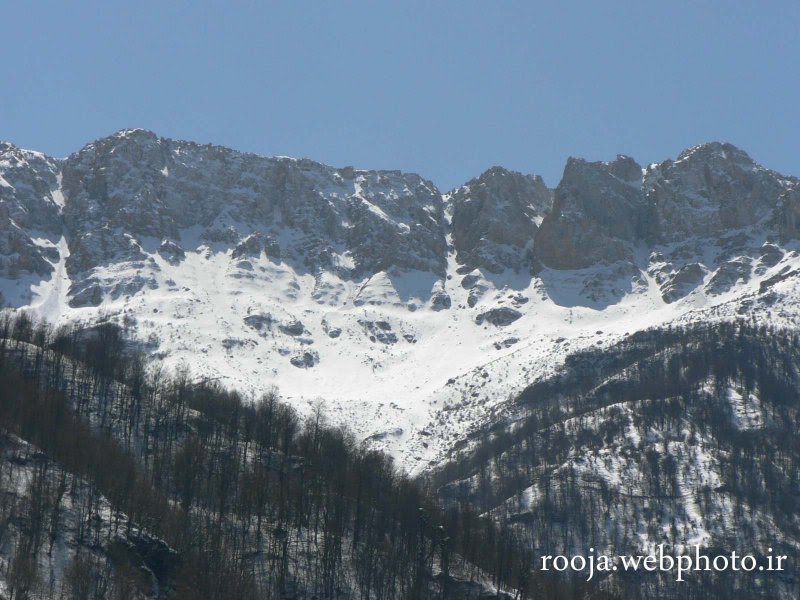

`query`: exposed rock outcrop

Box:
[645,143,793,242]
[475,307,522,326]
[450,167,551,273]
[660,263,706,303]
[1,131,798,316]
[0,142,63,279]
[534,155,650,270]
[776,186,800,241]
[58,129,449,298]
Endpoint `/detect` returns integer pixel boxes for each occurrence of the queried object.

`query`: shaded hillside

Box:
[0,312,600,599]
[431,322,800,599]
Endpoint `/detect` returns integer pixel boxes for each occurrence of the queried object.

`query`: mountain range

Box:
[2,130,800,597]
[2,129,798,472]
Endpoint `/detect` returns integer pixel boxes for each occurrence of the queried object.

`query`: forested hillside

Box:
[431,322,800,598]
[0,312,601,599]
[2,315,800,599]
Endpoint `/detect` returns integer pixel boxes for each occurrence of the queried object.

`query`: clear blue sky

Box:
[3,1,798,189]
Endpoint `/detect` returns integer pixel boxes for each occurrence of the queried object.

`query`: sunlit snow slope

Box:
[2,130,799,473]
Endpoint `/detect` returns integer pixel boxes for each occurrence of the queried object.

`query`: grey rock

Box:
[2,131,798,316]
[509,293,529,306]
[534,155,649,270]
[450,167,551,273]
[458,271,490,307]
[759,266,799,293]
[57,129,448,303]
[430,291,451,310]
[475,307,522,326]
[264,235,281,260]
[579,262,647,304]
[706,258,752,295]
[158,239,185,265]
[0,142,63,280]
[467,290,481,308]
[231,233,264,259]
[646,143,792,242]
[359,319,398,344]
[290,351,319,368]
[244,313,274,331]
[494,337,519,349]
[222,337,247,350]
[204,226,240,244]
[534,144,796,283]
[776,186,800,241]
[321,320,342,338]
[67,282,105,308]
[661,263,706,303]
[460,273,481,289]
[758,243,783,268]
[278,319,305,336]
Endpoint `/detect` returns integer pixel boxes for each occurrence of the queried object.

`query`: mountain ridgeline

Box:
[1,130,798,308]
[2,131,800,598]
[3,131,800,470]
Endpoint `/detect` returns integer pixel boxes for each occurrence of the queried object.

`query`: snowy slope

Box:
[2,131,800,475]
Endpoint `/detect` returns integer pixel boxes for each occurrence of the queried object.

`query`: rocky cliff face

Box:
[777,185,800,241]
[646,142,792,242]
[534,155,650,270]
[59,129,448,306]
[449,167,551,273]
[0,143,62,280]
[531,143,798,304]
[4,131,796,309]
[535,144,795,269]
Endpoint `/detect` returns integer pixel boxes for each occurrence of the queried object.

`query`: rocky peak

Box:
[450,167,551,273]
[0,141,18,154]
[55,130,449,304]
[2,132,798,313]
[533,143,796,274]
[607,154,643,183]
[673,141,755,169]
[645,141,792,241]
[533,156,650,270]
[0,143,62,220]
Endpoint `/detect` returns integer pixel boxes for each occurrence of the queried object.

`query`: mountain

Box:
[2,130,800,598]
[430,322,800,598]
[1,131,800,475]
[0,316,550,599]
[450,166,551,275]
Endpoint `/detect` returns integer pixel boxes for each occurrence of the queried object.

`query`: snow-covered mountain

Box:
[2,130,799,473]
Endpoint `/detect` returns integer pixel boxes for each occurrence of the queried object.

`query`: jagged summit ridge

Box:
[57,129,449,303]
[2,130,798,310]
[0,142,63,279]
[535,141,797,275]
[534,154,651,271]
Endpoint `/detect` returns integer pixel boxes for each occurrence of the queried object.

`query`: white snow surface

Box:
[16,228,800,476]
[3,132,800,475]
